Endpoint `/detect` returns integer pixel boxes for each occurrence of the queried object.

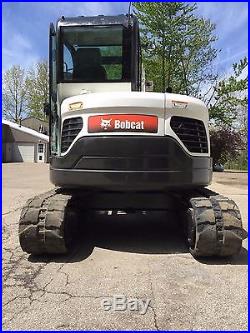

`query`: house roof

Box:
[2,119,49,142]
[22,116,48,123]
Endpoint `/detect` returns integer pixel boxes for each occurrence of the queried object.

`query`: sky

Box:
[2,2,248,76]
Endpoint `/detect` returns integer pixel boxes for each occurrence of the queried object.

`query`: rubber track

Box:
[185,188,246,257]
[19,189,78,254]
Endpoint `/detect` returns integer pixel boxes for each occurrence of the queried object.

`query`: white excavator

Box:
[19,14,246,257]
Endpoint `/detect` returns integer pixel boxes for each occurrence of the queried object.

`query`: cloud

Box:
[196,4,248,53]
[2,19,40,70]
[2,2,129,71]
[43,2,125,16]
[216,49,248,68]
[195,2,248,78]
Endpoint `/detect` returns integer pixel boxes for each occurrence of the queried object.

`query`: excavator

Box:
[19,14,246,257]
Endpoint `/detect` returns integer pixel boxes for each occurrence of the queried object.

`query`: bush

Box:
[210,128,244,165]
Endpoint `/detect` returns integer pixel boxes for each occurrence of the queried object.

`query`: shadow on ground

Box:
[28,210,248,266]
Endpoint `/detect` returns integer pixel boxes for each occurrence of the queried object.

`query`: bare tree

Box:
[3,65,27,122]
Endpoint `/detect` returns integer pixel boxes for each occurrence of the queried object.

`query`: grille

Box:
[170,116,208,153]
[61,117,83,153]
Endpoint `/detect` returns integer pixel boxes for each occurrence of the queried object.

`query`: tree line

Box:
[133,2,247,168]
[3,61,48,122]
[2,2,248,168]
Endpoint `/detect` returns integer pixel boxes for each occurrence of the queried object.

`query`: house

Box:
[2,119,49,163]
[21,116,49,135]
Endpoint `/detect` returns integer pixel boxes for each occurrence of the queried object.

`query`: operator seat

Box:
[73,48,107,81]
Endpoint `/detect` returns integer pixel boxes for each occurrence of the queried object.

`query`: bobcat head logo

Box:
[101,118,112,130]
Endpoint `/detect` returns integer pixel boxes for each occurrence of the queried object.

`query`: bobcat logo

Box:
[101,118,112,130]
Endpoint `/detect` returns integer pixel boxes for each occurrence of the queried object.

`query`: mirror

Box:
[166,87,173,93]
[145,81,154,92]
[43,102,50,116]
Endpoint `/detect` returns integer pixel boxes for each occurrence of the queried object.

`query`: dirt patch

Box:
[213,172,248,188]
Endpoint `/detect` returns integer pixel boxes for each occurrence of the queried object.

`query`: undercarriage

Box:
[19,188,246,257]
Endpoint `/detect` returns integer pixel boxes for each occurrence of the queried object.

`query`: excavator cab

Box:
[50,15,141,92]
[48,15,141,157]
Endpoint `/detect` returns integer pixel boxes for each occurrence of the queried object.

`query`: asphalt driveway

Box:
[2,163,248,330]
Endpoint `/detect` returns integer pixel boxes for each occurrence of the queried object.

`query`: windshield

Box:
[60,25,131,82]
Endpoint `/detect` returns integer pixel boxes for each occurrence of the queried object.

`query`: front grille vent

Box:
[170,116,208,153]
[61,117,83,153]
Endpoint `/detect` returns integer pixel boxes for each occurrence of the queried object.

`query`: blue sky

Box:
[2,2,248,76]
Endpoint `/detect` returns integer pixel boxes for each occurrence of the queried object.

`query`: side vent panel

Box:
[170,116,208,153]
[61,117,83,153]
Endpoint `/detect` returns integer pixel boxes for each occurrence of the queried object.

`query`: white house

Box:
[2,119,49,163]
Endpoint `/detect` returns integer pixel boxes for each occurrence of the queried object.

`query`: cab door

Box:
[49,23,59,156]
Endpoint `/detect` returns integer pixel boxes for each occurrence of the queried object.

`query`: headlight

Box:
[69,102,83,111]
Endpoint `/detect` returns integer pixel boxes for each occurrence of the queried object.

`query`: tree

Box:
[210,128,244,164]
[133,2,218,95]
[208,57,248,128]
[25,60,49,120]
[2,65,27,122]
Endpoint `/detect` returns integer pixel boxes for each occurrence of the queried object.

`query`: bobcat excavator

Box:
[19,14,246,257]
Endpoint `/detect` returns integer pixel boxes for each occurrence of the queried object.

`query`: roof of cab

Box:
[57,14,137,28]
